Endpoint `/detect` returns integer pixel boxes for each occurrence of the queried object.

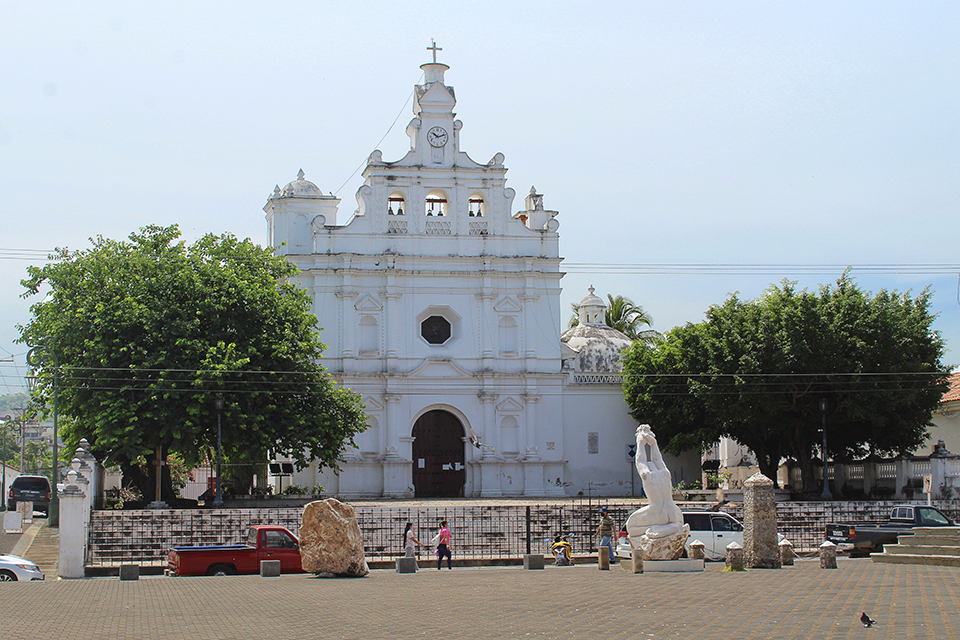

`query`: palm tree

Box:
[569,294,661,345]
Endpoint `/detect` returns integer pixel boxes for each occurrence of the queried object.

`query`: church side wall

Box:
[561,385,700,497]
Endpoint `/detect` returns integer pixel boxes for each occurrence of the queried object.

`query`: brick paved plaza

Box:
[1,557,957,639]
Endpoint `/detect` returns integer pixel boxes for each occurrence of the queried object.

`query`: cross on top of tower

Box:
[427,39,442,63]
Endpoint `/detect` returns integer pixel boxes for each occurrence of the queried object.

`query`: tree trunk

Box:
[795,447,818,495]
[754,448,780,488]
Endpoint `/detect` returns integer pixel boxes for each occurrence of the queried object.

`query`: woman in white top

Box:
[403,522,426,558]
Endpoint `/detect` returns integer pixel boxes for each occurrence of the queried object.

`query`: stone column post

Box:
[690,540,706,560]
[725,542,745,571]
[819,541,837,569]
[58,468,87,579]
[862,458,877,498]
[931,456,946,500]
[779,539,794,566]
[895,458,909,499]
[743,472,781,568]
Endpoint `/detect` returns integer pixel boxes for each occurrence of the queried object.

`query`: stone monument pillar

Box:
[742,472,781,569]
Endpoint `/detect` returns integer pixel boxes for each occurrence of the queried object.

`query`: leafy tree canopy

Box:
[570,293,661,345]
[622,273,949,493]
[17,225,367,499]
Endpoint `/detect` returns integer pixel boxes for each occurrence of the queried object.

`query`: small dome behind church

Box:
[561,287,633,373]
[577,285,606,325]
[282,169,323,197]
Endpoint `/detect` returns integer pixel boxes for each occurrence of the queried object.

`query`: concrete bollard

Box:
[690,540,706,560]
[523,554,545,570]
[119,564,140,581]
[819,541,837,569]
[396,557,418,573]
[779,539,795,566]
[260,560,281,577]
[598,546,610,570]
[725,541,745,571]
[631,548,643,574]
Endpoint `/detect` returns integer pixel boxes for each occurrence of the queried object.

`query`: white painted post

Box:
[58,468,87,578]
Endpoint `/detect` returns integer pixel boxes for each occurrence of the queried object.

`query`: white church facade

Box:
[264,53,699,498]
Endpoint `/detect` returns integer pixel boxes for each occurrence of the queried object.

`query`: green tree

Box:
[570,294,661,345]
[623,273,949,493]
[18,225,367,501]
[0,417,21,469]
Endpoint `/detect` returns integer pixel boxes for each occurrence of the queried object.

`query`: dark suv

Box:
[7,475,52,515]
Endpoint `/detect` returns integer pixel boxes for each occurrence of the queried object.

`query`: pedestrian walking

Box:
[595,507,616,564]
[436,519,452,569]
[403,522,426,563]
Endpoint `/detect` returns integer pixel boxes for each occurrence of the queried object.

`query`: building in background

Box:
[264,53,698,498]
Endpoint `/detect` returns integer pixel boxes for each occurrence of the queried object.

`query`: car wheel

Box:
[0,570,18,582]
[206,564,237,576]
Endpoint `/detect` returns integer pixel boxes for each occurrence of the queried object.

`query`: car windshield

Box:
[246,529,258,547]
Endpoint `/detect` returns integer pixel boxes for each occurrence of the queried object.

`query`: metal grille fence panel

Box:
[85,500,960,567]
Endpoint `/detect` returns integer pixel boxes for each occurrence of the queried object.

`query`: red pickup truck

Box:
[167,525,304,576]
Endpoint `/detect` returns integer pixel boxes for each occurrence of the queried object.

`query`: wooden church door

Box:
[412,410,465,497]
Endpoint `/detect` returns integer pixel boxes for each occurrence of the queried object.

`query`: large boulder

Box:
[299,498,369,577]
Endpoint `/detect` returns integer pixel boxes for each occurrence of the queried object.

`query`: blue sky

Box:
[2,1,958,393]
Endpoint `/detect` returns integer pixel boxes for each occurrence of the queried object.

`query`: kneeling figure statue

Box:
[625,424,689,560]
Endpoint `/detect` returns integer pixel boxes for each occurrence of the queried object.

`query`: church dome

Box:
[282,169,323,197]
[560,323,633,373]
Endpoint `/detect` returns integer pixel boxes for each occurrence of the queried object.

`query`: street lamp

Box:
[213,395,224,507]
[26,343,60,526]
[820,397,832,500]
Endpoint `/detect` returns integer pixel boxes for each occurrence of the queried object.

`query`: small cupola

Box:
[264,169,341,254]
[281,169,323,197]
[578,286,607,326]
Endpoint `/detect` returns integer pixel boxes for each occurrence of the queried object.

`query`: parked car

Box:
[0,553,45,581]
[167,525,303,576]
[825,505,955,557]
[617,511,780,560]
[6,475,52,515]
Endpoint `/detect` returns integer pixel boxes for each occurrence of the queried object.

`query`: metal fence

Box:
[86,500,618,567]
[85,499,960,567]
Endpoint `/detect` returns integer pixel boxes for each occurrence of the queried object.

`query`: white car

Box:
[617,511,780,561]
[0,553,45,581]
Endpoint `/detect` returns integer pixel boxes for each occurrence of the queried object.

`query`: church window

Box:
[588,432,599,454]
[425,192,447,216]
[388,193,405,216]
[359,315,379,354]
[421,315,451,344]
[468,196,484,217]
[500,415,519,456]
[498,316,518,355]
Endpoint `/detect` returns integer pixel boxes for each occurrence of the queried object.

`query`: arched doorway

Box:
[412,410,465,497]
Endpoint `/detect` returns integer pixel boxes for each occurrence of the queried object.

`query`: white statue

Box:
[625,424,689,560]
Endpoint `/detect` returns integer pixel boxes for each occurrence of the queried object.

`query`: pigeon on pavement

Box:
[860,612,877,628]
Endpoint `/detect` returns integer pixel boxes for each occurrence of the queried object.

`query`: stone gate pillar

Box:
[743,472,781,569]
[58,467,87,579]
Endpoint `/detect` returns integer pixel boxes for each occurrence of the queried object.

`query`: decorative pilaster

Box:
[383,290,402,366]
[520,286,539,370]
[381,394,411,498]
[521,392,545,497]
